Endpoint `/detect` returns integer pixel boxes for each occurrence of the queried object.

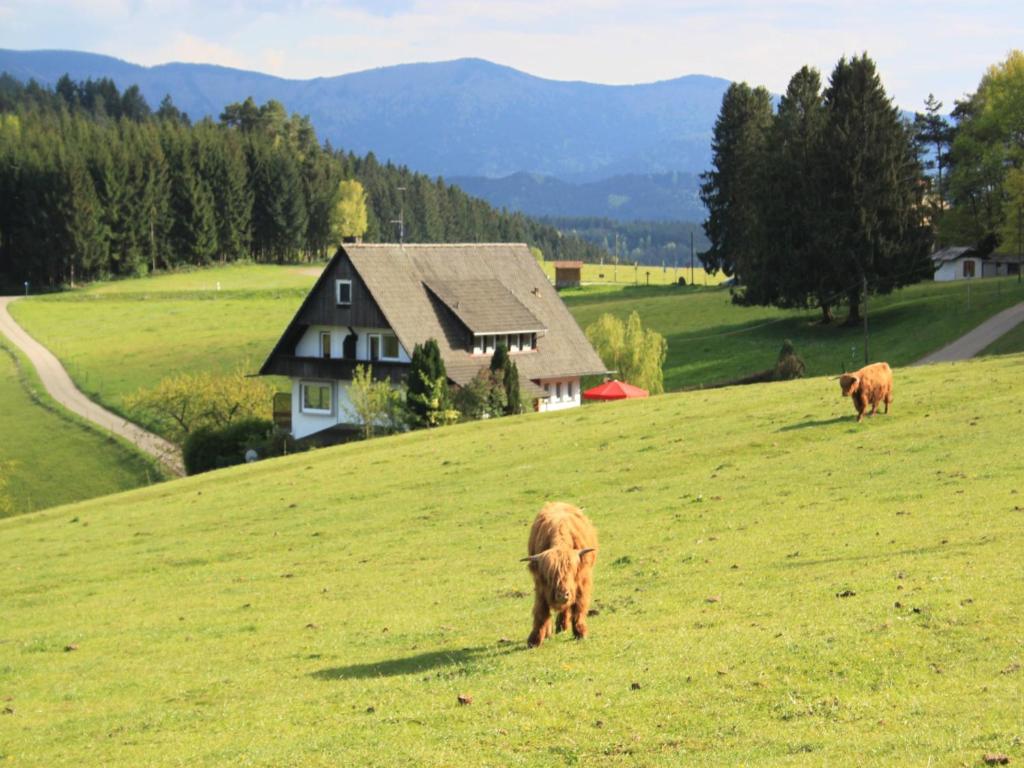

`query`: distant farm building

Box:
[553,261,583,289]
[932,246,1022,281]
[260,244,607,440]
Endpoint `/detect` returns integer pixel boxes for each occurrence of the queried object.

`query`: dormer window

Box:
[336,280,352,305]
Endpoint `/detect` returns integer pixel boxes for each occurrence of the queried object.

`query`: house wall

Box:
[536,376,581,412]
[934,258,981,281]
[290,377,402,440]
[294,325,411,363]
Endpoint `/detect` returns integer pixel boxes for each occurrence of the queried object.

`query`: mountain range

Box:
[0,49,725,220]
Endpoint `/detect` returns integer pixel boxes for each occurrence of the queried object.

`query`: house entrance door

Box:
[369,334,381,361]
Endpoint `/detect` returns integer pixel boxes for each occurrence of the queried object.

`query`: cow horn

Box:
[520,554,542,562]
[578,548,596,558]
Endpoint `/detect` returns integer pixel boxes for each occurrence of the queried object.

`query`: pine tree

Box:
[406,339,454,428]
[699,82,773,279]
[821,54,932,323]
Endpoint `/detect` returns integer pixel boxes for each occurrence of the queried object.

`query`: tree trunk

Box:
[819,302,834,324]
[845,289,861,326]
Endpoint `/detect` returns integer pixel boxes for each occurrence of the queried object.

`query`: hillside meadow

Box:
[11,266,1024,438]
[1,356,1022,766]
[0,342,160,515]
[540,260,724,287]
[566,276,1024,389]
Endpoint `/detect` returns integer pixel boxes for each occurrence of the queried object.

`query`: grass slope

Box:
[540,261,725,287]
[10,267,1024,431]
[566,278,1024,389]
[0,342,159,515]
[1,357,1022,766]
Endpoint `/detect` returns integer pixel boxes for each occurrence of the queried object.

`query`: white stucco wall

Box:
[935,257,988,282]
[536,377,582,412]
[290,377,403,440]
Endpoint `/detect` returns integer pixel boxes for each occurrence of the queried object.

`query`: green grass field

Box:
[566,277,1024,389]
[541,261,725,287]
[10,267,1024,435]
[0,342,160,516]
[981,319,1024,357]
[1,356,1021,766]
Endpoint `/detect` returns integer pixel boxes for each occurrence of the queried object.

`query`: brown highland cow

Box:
[522,502,598,648]
[838,362,893,422]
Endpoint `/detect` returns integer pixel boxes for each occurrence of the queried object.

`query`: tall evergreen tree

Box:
[821,54,932,323]
[699,82,773,279]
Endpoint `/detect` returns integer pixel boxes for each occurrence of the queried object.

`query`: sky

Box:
[1,0,1021,109]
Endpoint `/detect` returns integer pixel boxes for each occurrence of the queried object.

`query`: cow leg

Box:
[555,608,570,634]
[527,593,552,648]
[572,575,592,639]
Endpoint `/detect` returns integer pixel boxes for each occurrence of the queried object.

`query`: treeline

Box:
[0,74,605,290]
[914,50,1024,253]
[700,55,932,323]
[539,216,709,267]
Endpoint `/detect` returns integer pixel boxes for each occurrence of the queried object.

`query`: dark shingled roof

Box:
[346,243,607,385]
[423,279,546,334]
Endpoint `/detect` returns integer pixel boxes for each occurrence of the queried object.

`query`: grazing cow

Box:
[521,502,598,648]
[838,362,893,422]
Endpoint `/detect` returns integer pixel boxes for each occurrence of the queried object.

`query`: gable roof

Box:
[261,243,608,388]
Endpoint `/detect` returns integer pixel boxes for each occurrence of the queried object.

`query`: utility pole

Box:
[390,186,406,244]
[862,274,869,366]
[690,231,695,286]
[1018,203,1022,284]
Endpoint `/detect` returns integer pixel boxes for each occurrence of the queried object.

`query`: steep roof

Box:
[261,243,608,388]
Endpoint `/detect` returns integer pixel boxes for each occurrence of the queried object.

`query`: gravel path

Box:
[913,300,1024,366]
[0,296,184,476]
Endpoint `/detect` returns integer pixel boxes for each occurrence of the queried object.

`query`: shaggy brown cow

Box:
[521,502,598,648]
[838,362,893,422]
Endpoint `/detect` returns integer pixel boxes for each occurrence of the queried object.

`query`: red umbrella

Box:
[582,379,649,401]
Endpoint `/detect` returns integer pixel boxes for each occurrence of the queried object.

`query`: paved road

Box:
[0,296,185,476]
[913,300,1024,366]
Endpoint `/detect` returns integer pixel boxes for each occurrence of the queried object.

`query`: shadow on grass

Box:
[311,643,520,681]
[782,540,987,569]
[777,416,851,432]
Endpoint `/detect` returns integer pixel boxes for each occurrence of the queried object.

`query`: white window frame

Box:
[335,279,352,306]
[368,333,381,361]
[381,334,401,361]
[555,382,562,400]
[567,380,574,400]
[319,331,331,359]
[300,381,333,415]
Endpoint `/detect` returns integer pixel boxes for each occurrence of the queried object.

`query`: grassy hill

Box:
[566,277,1024,389]
[1,356,1021,765]
[0,342,160,515]
[11,266,1024,437]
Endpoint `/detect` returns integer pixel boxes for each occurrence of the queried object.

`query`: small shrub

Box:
[774,339,806,380]
[183,418,277,475]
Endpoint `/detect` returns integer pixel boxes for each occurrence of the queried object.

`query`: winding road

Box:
[912,300,1024,366]
[0,296,185,477]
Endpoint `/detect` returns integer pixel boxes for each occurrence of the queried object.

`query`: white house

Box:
[260,243,608,440]
[932,246,1022,281]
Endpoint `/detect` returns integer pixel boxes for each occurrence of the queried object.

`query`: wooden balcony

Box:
[261,355,410,384]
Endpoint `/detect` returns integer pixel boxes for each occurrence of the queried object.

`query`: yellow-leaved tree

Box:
[585,311,667,394]
[124,367,276,445]
[331,179,369,244]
